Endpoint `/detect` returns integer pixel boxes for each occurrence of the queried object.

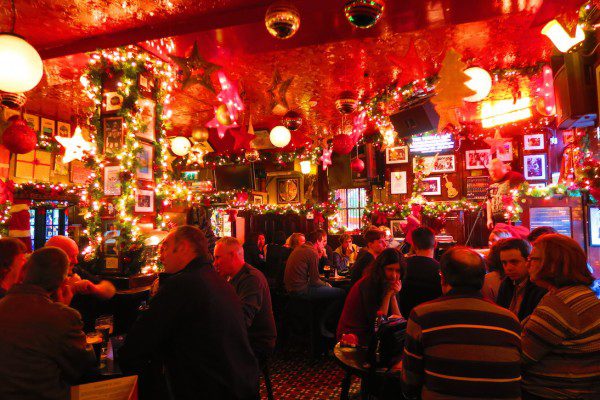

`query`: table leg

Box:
[340,371,352,400]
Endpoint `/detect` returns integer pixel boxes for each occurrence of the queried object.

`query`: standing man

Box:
[214,237,277,366]
[398,227,442,318]
[486,158,525,230]
[402,247,522,400]
[119,226,259,400]
[0,247,95,399]
[350,228,387,285]
[495,238,547,321]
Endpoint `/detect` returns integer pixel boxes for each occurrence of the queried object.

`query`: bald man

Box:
[486,158,525,230]
[45,236,115,300]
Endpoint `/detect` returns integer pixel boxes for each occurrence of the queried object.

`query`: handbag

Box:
[368,316,407,368]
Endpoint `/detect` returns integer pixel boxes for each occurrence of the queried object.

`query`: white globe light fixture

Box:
[463,67,492,103]
[170,136,192,156]
[0,33,44,93]
[300,160,312,174]
[269,125,291,148]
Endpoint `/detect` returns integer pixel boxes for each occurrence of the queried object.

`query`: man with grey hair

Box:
[0,247,95,400]
[214,237,277,365]
[119,225,259,400]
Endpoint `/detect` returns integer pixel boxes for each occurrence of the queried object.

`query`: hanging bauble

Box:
[335,90,358,114]
[332,134,355,154]
[170,136,192,156]
[215,104,233,126]
[1,117,37,154]
[350,157,365,173]
[265,1,301,39]
[269,125,291,148]
[282,110,302,131]
[463,67,492,102]
[0,33,44,93]
[245,149,260,162]
[344,0,385,29]
[191,127,210,142]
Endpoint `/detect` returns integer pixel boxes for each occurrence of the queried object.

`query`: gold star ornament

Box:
[169,41,221,93]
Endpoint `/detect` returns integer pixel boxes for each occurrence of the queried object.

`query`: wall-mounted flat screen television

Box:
[214,165,254,191]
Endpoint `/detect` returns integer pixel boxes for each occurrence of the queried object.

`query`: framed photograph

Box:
[102,91,123,113]
[390,171,408,195]
[465,149,492,170]
[41,118,55,138]
[524,154,547,180]
[390,220,404,239]
[100,201,117,219]
[103,117,124,154]
[53,154,69,176]
[589,206,600,246]
[253,194,265,204]
[137,98,156,142]
[496,141,513,162]
[386,146,409,164]
[70,160,92,184]
[421,176,441,195]
[136,142,154,181]
[23,113,40,132]
[134,189,155,213]
[103,165,121,196]
[138,73,156,98]
[433,154,456,173]
[56,121,71,138]
[277,177,300,204]
[524,133,545,151]
[251,130,276,150]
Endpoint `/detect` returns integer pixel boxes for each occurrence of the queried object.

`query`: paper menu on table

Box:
[70,375,138,400]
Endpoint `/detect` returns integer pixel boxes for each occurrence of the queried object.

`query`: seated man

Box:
[0,247,95,400]
[214,237,277,365]
[119,226,259,400]
[495,238,547,321]
[402,247,521,400]
[334,233,360,273]
[350,228,387,285]
[398,227,442,318]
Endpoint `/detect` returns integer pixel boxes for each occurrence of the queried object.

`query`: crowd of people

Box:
[0,220,598,399]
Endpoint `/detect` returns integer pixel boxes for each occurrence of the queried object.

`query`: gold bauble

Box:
[191,127,209,142]
[215,104,233,126]
[245,149,260,162]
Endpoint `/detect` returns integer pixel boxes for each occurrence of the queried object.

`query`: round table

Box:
[333,343,401,400]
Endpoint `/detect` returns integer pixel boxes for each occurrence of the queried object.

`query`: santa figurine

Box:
[8,199,32,251]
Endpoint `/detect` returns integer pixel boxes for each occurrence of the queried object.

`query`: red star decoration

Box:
[484,129,508,154]
[229,125,255,152]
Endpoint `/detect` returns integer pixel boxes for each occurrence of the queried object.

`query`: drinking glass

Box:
[94,315,114,343]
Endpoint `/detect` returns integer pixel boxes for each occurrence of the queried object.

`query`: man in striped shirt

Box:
[402,247,522,400]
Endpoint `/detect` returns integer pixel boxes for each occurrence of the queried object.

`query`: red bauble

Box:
[332,134,355,154]
[335,90,358,114]
[1,118,37,154]
[350,157,365,173]
[282,110,302,131]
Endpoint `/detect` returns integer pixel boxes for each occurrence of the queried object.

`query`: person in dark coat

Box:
[264,230,291,289]
[350,229,387,285]
[243,232,266,271]
[495,238,547,321]
[119,226,259,400]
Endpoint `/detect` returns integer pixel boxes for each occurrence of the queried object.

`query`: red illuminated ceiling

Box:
[1,0,586,150]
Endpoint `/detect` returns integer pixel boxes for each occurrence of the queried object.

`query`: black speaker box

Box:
[389,99,440,137]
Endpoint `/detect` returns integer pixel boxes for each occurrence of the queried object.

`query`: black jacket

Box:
[350,250,374,286]
[119,258,259,400]
[243,243,266,271]
[496,277,547,321]
[399,256,442,318]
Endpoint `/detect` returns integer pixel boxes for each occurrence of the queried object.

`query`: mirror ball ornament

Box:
[245,149,260,162]
[282,110,302,131]
[332,134,355,154]
[215,104,233,126]
[335,90,358,114]
[265,1,301,40]
[191,127,210,142]
[270,125,291,148]
[350,157,365,173]
[344,0,385,29]
[1,117,37,154]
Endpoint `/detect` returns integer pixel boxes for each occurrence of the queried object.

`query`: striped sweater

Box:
[521,285,600,399]
[402,289,522,400]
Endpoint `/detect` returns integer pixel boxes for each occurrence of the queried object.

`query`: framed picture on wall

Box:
[524,133,545,150]
[465,149,492,170]
[277,177,300,204]
[41,118,55,138]
[386,146,408,164]
[433,154,456,173]
[136,98,156,142]
[390,220,404,239]
[102,91,123,113]
[103,117,124,154]
[524,154,547,180]
[134,189,155,213]
[421,176,441,195]
[252,193,265,204]
[390,171,407,194]
[136,142,154,181]
[56,121,71,138]
[589,206,600,246]
[23,113,40,132]
[103,165,121,196]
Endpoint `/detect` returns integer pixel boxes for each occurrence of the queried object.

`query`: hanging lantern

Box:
[269,125,291,148]
[0,34,44,93]
[463,67,492,102]
[350,157,365,173]
[170,136,192,156]
[282,110,302,131]
[344,0,385,29]
[215,104,233,126]
[245,149,260,162]
[265,1,301,39]
[332,134,355,154]
[300,160,312,174]
[1,117,37,154]
[335,90,358,114]
[191,127,210,142]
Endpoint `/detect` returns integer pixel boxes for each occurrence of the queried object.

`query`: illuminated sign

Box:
[480,97,532,128]
[409,133,454,154]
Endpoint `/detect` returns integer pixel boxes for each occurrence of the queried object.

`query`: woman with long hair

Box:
[0,237,28,299]
[337,248,405,345]
[521,234,600,399]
